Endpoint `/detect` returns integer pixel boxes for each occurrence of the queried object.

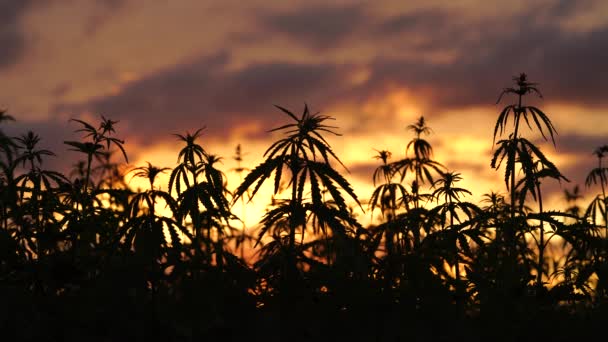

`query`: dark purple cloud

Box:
[54,52,363,145]
[84,0,129,36]
[374,8,471,51]
[536,27,608,106]
[260,5,368,49]
[254,1,608,110]
[548,0,599,16]
[41,0,608,158]
[0,0,129,69]
[367,22,608,112]
[53,15,608,147]
[376,9,448,35]
[552,134,608,156]
[0,0,34,68]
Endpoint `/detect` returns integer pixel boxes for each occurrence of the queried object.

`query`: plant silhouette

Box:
[0,76,606,341]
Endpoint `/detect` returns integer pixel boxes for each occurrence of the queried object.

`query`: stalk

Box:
[536,179,544,292]
[288,159,299,281]
[84,152,93,195]
[504,92,523,302]
[452,206,460,283]
[510,94,522,235]
[599,156,608,238]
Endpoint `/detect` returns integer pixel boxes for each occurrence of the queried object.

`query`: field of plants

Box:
[1,74,606,341]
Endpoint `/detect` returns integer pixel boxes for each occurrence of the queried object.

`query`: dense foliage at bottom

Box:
[1,75,607,341]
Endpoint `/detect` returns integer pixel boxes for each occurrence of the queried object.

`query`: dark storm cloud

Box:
[254,1,608,111]
[51,82,73,98]
[374,8,469,50]
[99,0,127,7]
[260,5,368,49]
[54,52,358,145]
[48,0,608,149]
[366,22,608,111]
[548,0,599,16]
[376,9,449,35]
[536,27,608,106]
[53,20,608,146]
[84,0,129,36]
[0,0,34,68]
[0,0,129,64]
[553,134,608,155]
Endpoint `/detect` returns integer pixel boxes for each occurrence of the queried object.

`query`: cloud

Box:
[54,52,363,145]
[37,0,608,164]
[552,133,608,155]
[366,20,608,112]
[250,1,608,111]
[260,5,368,49]
[84,0,129,36]
[535,27,608,106]
[0,0,34,68]
[0,0,130,70]
[52,14,608,149]
[374,8,471,52]
[376,9,447,35]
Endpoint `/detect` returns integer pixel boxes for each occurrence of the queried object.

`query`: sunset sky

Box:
[1,0,607,226]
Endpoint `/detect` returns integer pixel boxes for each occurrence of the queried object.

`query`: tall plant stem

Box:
[536,181,544,291]
[84,152,93,195]
[78,151,94,218]
[451,207,465,315]
[600,156,608,239]
[288,161,299,283]
[503,92,523,300]
[28,159,42,257]
[192,168,211,265]
[507,94,522,261]
[385,207,396,291]
[452,211,460,281]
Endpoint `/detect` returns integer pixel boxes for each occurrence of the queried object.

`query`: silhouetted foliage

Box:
[0,76,606,341]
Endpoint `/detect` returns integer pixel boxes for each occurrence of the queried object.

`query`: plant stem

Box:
[600,156,608,239]
[536,180,544,292]
[288,160,299,281]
